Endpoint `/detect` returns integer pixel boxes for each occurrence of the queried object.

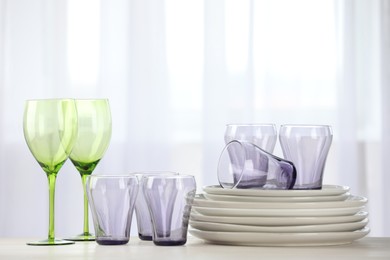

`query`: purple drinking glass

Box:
[279,125,333,190]
[132,171,179,241]
[86,175,138,245]
[142,175,196,246]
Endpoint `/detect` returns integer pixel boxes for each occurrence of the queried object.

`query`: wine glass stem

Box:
[82,174,90,235]
[48,173,57,241]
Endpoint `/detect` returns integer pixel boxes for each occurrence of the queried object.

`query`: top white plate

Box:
[203,184,350,197]
[203,192,351,203]
[193,195,367,209]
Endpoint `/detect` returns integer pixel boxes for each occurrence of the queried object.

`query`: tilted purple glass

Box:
[218,140,296,189]
[142,175,196,246]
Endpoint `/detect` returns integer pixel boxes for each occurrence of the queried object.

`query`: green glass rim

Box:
[25,98,75,102]
[74,98,109,102]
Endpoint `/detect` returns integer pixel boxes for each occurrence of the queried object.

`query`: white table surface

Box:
[0,237,389,259]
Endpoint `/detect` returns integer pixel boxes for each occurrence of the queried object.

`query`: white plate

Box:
[189,228,370,246]
[193,195,367,209]
[190,211,368,226]
[203,185,350,197]
[203,192,351,203]
[190,218,368,233]
[192,205,364,217]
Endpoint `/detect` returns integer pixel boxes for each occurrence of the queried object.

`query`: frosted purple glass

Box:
[279,125,333,190]
[86,175,138,245]
[224,124,277,153]
[142,175,196,246]
[132,171,179,241]
[218,140,296,189]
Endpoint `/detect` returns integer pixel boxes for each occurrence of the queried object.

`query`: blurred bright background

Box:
[0,0,389,238]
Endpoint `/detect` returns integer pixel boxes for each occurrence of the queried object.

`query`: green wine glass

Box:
[66,99,112,241]
[23,99,78,246]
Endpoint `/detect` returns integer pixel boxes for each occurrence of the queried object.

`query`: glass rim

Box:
[25,98,110,102]
[280,124,332,128]
[142,174,195,180]
[74,98,110,102]
[217,140,246,189]
[130,171,179,176]
[87,174,138,179]
[25,98,75,102]
[226,123,276,127]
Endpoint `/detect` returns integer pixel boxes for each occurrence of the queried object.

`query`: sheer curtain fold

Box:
[336,0,388,236]
[202,0,257,186]
[128,0,170,132]
[0,0,5,236]
[125,0,173,171]
[380,0,390,236]
[336,0,360,194]
[202,0,228,186]
[97,0,132,174]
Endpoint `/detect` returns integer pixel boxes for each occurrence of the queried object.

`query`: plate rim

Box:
[193,195,367,209]
[192,205,365,217]
[190,211,369,226]
[189,227,370,246]
[189,218,369,233]
[203,184,350,197]
[203,192,351,202]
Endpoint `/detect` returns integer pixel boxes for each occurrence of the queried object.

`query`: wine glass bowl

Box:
[23,99,78,245]
[67,99,112,241]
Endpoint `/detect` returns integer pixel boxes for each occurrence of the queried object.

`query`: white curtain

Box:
[0,0,388,238]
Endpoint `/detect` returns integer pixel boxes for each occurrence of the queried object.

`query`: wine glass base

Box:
[27,238,75,246]
[65,233,95,241]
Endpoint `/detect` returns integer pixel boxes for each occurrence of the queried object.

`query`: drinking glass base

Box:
[96,238,129,245]
[153,239,187,246]
[138,233,153,241]
[65,233,95,241]
[27,238,75,246]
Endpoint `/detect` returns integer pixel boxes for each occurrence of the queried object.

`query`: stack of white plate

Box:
[189,185,370,246]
